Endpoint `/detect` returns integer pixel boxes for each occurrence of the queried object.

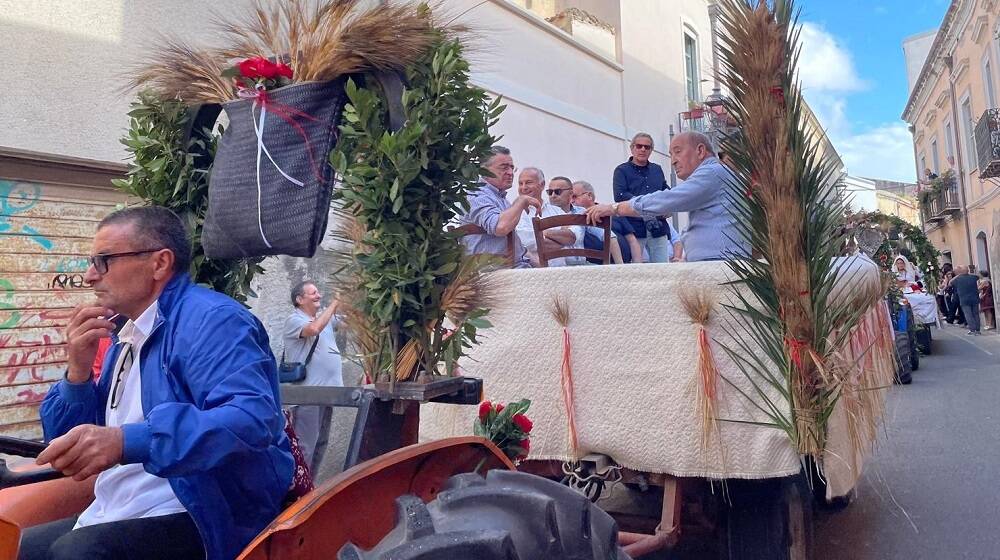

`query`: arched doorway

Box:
[976,231,990,274]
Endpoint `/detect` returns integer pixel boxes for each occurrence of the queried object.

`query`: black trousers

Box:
[18,513,204,560]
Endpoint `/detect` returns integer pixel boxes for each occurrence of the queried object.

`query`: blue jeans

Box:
[18,513,203,560]
[639,235,671,263]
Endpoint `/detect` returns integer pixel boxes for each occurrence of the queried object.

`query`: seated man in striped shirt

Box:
[457,145,537,268]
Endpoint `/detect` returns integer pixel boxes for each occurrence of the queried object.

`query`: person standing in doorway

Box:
[283,281,343,473]
[612,133,673,263]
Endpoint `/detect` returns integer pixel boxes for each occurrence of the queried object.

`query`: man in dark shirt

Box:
[613,133,671,262]
[951,265,982,335]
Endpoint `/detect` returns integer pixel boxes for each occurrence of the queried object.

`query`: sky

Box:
[794,0,951,182]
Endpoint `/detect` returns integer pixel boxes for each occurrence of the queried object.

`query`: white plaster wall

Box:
[842,176,879,213]
[0,0,253,163]
[2,0,716,353]
[902,30,937,96]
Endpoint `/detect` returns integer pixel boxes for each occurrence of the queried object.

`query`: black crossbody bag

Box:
[278,335,320,384]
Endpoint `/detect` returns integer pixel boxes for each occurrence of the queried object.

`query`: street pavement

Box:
[815,324,1000,560]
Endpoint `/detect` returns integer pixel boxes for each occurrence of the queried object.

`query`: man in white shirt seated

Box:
[546,175,588,265]
[514,167,579,267]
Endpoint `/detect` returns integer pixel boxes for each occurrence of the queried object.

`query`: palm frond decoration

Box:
[716,0,891,458]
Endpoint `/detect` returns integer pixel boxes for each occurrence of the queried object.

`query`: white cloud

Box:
[794,23,916,182]
[835,122,917,182]
[797,23,867,95]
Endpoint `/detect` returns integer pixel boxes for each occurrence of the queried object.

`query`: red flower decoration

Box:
[238,56,293,81]
[275,62,293,79]
[512,413,533,433]
[495,403,504,414]
[769,85,785,106]
[478,401,492,421]
[519,438,531,456]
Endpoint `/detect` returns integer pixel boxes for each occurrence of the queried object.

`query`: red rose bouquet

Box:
[474,399,532,463]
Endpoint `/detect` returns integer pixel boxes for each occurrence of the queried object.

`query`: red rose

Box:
[495,403,504,414]
[238,56,285,80]
[478,401,492,421]
[512,413,533,433]
[520,438,530,453]
[275,62,293,79]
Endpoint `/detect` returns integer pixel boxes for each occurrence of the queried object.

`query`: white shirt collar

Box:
[118,301,158,346]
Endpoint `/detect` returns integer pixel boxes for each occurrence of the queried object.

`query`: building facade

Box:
[0,0,845,437]
[901,0,1000,276]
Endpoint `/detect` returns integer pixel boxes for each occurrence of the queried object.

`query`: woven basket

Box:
[203,77,349,258]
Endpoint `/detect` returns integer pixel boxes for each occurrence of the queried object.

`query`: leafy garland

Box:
[849,210,942,291]
[330,31,504,382]
[112,91,264,304]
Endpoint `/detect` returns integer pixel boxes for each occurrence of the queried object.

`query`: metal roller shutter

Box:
[1,177,127,439]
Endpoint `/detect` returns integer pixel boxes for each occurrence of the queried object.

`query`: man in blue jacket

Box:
[23,207,293,560]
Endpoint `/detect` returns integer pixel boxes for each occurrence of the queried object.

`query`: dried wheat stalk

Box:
[132,0,437,103]
[679,287,724,462]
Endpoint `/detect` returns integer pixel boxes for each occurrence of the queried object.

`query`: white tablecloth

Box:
[420,259,890,496]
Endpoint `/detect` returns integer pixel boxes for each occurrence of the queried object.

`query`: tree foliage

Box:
[330,33,504,381]
[112,91,264,304]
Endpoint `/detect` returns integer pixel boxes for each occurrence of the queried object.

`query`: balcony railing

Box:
[974,108,1000,179]
[920,186,962,224]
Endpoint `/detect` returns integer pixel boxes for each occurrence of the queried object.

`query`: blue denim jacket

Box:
[41,274,293,560]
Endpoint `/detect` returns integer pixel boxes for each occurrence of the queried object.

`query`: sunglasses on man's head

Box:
[546,188,571,196]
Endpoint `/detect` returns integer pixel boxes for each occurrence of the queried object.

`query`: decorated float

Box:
[0,1,897,559]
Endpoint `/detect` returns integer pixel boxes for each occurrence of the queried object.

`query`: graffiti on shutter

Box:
[1,179,126,439]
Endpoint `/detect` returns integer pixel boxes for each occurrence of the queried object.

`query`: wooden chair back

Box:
[450,223,518,266]
[531,214,611,267]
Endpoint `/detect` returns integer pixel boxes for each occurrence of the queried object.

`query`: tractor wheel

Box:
[337,469,630,560]
[720,475,813,560]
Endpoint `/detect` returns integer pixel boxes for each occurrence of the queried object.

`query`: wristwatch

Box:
[611,202,621,216]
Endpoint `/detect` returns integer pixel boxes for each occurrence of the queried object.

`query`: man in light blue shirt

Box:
[458,145,537,268]
[585,131,746,262]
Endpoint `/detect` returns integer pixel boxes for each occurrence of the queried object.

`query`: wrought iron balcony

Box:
[919,185,962,225]
[974,108,1000,179]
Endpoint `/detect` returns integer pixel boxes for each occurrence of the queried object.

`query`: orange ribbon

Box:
[560,327,580,455]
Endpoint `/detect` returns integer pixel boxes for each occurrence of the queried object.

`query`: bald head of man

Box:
[669,131,715,180]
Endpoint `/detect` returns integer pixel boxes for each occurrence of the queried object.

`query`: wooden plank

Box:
[0,364,64,386]
[0,273,91,291]
[0,253,91,273]
[5,291,91,310]
[2,216,98,238]
[0,197,116,222]
[0,345,67,368]
[0,421,42,440]
[0,180,126,208]
[0,309,72,330]
[0,381,54,407]
[0,234,92,255]
[0,327,65,348]
[0,403,41,427]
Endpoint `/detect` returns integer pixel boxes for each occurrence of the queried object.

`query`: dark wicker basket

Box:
[202,77,349,259]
